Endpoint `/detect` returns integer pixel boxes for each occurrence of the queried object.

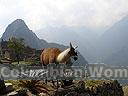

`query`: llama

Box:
[40,43,78,87]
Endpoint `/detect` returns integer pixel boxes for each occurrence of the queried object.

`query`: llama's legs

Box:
[45,80,47,84]
[57,80,59,88]
[52,80,56,86]
[43,64,48,84]
[51,80,59,88]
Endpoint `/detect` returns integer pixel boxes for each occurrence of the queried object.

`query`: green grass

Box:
[12,61,32,65]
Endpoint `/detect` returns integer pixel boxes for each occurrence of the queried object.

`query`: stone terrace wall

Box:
[53,80,124,96]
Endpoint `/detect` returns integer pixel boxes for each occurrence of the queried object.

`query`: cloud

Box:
[0,0,128,34]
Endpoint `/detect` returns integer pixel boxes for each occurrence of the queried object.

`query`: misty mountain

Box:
[95,16,128,65]
[1,19,88,65]
[36,26,98,61]
[36,15,128,65]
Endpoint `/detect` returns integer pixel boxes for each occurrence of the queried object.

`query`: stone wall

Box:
[53,80,124,96]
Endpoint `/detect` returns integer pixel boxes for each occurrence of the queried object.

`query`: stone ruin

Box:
[53,80,124,96]
[0,80,124,96]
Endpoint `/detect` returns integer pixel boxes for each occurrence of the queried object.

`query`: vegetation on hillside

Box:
[8,38,25,64]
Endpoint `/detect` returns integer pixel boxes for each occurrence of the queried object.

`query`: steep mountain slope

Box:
[104,47,128,65]
[96,16,128,65]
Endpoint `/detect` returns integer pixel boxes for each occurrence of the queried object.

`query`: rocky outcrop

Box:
[53,81,86,96]
[53,80,124,96]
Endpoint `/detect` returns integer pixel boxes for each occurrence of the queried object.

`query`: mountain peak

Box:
[1,19,30,41]
[12,19,25,24]
[1,19,45,49]
[8,19,28,29]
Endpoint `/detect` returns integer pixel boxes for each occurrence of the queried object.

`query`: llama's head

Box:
[68,42,78,61]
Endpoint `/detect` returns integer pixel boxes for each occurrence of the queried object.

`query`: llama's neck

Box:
[56,48,71,63]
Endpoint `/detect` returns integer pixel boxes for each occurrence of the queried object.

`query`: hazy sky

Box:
[0,0,128,37]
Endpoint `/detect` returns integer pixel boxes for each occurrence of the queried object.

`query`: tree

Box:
[8,38,25,64]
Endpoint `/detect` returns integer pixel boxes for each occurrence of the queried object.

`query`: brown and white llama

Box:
[40,43,78,87]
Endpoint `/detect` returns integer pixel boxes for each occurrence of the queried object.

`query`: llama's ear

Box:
[70,42,73,48]
[74,46,78,49]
